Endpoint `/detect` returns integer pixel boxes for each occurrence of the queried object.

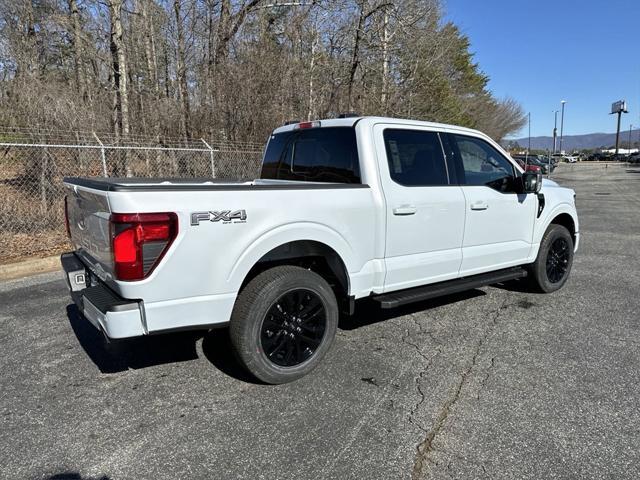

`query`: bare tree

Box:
[108,0,130,137]
[0,0,528,143]
[174,0,191,138]
[68,0,86,101]
[214,0,264,65]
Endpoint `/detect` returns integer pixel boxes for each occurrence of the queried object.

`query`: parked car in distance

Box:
[513,155,549,175]
[514,157,541,173]
[586,152,611,161]
[537,156,557,172]
[512,155,548,174]
[61,116,579,384]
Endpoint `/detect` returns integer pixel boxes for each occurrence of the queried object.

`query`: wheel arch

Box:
[550,212,577,244]
[240,240,350,297]
[535,204,578,246]
[227,224,355,300]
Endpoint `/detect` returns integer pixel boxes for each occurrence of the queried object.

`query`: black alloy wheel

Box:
[260,289,327,367]
[229,265,339,384]
[546,237,571,283]
[528,223,574,293]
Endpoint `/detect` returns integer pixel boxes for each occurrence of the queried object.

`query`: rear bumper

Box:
[61,252,146,339]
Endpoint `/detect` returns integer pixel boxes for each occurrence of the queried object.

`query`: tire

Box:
[229,265,339,384]
[528,224,574,293]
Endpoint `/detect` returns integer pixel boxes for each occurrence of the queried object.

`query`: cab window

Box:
[450,134,518,192]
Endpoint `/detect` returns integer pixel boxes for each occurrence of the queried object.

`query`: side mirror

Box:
[522,172,542,193]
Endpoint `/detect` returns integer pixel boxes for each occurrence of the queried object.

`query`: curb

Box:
[0,255,60,282]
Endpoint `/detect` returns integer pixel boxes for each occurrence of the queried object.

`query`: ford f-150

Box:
[61,116,579,383]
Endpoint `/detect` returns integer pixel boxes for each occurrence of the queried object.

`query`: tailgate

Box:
[64,183,113,278]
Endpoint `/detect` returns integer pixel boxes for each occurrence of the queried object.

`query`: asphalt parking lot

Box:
[1,163,639,480]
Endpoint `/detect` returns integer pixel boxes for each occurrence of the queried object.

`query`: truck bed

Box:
[63,177,370,192]
[62,175,378,328]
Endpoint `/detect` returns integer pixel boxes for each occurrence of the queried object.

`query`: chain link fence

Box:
[0,130,264,263]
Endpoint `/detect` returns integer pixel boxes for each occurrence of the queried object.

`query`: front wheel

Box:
[229,265,338,384]
[528,224,574,293]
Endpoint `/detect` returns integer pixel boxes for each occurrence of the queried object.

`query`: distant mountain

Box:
[505,129,640,151]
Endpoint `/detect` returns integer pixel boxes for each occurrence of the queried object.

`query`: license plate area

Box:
[66,267,88,292]
[61,252,89,292]
[72,272,87,288]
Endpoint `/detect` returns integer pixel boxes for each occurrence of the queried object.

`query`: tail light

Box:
[63,196,71,238]
[110,212,178,281]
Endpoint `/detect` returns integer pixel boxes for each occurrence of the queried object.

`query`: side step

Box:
[373,267,528,309]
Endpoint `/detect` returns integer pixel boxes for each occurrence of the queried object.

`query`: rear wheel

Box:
[229,265,338,384]
[529,224,574,293]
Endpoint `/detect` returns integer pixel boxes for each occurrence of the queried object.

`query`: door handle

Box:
[470,201,488,211]
[393,205,417,216]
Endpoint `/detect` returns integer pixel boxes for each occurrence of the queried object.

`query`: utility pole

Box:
[628,124,633,155]
[552,110,558,154]
[559,100,566,154]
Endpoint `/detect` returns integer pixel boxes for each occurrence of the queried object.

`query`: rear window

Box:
[261,127,361,183]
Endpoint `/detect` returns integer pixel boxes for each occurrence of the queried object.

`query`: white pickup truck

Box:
[62,116,579,383]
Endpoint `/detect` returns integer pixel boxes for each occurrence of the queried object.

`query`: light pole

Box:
[527,112,531,160]
[629,124,633,155]
[559,100,566,154]
[552,110,558,154]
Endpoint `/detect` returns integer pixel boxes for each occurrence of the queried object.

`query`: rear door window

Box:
[383,129,449,186]
[261,127,360,183]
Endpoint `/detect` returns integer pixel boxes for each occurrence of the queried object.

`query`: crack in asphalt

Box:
[411,296,510,480]
[404,315,442,435]
[477,357,496,401]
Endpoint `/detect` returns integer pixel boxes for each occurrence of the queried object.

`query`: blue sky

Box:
[444,0,640,138]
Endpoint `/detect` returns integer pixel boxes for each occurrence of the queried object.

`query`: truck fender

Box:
[534,203,578,245]
[226,222,356,294]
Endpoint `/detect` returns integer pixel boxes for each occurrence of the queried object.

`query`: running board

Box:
[373,267,528,309]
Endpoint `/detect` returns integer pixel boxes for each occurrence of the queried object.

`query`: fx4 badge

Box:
[191,210,247,225]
